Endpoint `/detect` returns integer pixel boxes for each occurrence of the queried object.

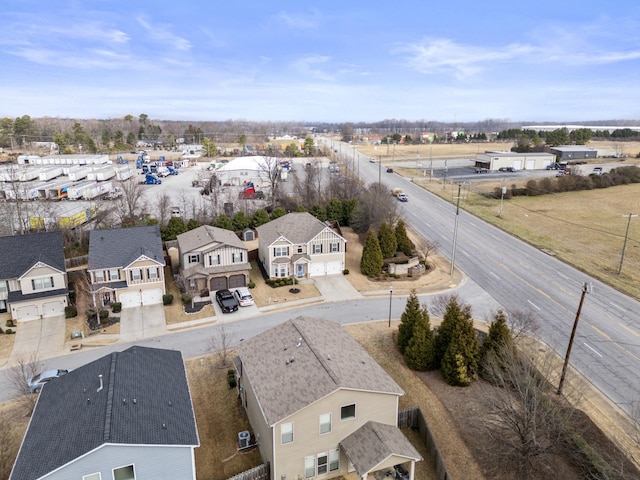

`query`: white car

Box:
[234,287,254,307]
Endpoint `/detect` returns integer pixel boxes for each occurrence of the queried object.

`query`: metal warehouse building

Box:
[550,146,598,160]
[474,151,556,171]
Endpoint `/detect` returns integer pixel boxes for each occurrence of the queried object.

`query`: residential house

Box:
[88,225,165,308]
[256,212,347,279]
[9,346,200,480]
[177,225,251,294]
[234,316,422,480]
[0,231,68,322]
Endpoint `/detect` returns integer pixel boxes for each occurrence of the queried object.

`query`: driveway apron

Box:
[10,315,66,363]
[119,304,166,341]
[313,275,362,302]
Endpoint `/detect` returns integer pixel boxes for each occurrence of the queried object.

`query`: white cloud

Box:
[272,10,320,30]
[291,54,334,81]
[136,16,192,51]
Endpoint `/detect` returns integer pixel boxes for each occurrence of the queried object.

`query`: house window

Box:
[0,300,7,313]
[275,265,288,278]
[304,456,315,479]
[274,246,289,257]
[341,403,356,421]
[109,269,119,281]
[318,453,328,475]
[31,277,53,290]
[94,271,105,282]
[148,267,159,279]
[297,245,303,254]
[281,422,293,444]
[0,280,6,293]
[209,254,220,266]
[319,413,331,434]
[130,269,142,281]
[329,449,340,472]
[188,254,200,264]
[232,252,243,263]
[330,243,339,253]
[312,244,322,254]
[112,464,135,480]
[83,474,101,480]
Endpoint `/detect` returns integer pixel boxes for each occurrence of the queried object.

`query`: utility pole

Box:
[450,183,462,276]
[618,213,637,275]
[498,179,506,217]
[557,282,590,395]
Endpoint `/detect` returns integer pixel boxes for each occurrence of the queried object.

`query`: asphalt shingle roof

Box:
[340,421,422,476]
[236,316,404,426]
[88,225,164,270]
[255,212,345,246]
[0,231,65,279]
[177,225,246,253]
[9,346,199,480]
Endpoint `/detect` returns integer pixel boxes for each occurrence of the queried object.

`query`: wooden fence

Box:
[227,463,269,480]
[398,406,451,480]
[65,255,88,270]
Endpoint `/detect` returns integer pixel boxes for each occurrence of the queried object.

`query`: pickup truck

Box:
[391,188,408,201]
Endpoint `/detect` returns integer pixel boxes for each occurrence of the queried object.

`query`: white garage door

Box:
[42,300,65,317]
[308,263,325,277]
[141,289,163,306]
[119,291,141,308]
[16,305,39,321]
[326,261,342,275]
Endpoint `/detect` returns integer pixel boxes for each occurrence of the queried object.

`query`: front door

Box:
[296,264,305,278]
[102,292,112,306]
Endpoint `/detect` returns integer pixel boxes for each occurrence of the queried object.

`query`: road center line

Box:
[584,343,603,358]
[610,302,625,312]
[527,300,541,310]
[489,271,500,280]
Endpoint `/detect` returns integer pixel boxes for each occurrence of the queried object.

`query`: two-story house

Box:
[9,346,200,480]
[0,231,68,322]
[177,225,251,294]
[234,316,422,480]
[256,212,347,279]
[88,225,165,308]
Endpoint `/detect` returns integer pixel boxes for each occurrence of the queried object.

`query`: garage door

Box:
[119,291,141,308]
[142,289,163,305]
[326,261,342,275]
[42,300,65,317]
[228,274,246,288]
[210,276,227,291]
[308,263,325,277]
[15,305,39,321]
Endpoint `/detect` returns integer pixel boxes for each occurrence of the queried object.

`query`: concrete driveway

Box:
[312,275,362,302]
[10,315,66,364]
[119,304,166,341]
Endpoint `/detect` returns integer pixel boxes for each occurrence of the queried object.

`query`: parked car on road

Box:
[215,289,239,313]
[234,287,255,307]
[27,369,71,393]
[498,166,516,172]
[475,167,489,173]
[386,167,394,173]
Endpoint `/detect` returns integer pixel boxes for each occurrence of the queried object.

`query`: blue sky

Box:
[2,1,640,123]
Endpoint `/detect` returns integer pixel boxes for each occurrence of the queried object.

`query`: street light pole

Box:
[557,282,590,395]
[450,183,462,276]
[618,213,637,275]
[388,285,394,327]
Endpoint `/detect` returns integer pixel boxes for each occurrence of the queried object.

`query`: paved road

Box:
[329,138,640,416]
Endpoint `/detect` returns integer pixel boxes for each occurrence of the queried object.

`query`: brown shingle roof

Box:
[255,212,345,246]
[177,225,246,253]
[237,316,403,426]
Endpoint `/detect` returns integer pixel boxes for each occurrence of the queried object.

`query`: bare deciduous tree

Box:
[155,191,172,226]
[209,322,235,368]
[0,412,16,480]
[7,353,42,415]
[415,235,438,263]
[113,178,147,225]
[505,308,540,343]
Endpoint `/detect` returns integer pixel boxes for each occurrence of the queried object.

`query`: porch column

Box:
[409,461,416,480]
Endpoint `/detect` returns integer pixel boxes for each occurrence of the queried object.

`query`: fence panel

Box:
[227,463,269,480]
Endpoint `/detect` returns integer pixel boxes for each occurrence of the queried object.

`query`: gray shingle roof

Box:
[340,421,422,476]
[255,212,345,246]
[88,225,165,270]
[9,346,199,480]
[0,231,65,279]
[177,225,246,253]
[237,316,404,426]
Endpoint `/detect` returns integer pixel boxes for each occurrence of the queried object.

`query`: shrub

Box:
[278,281,285,287]
[163,294,174,305]
[86,308,97,319]
[5,319,15,328]
[65,306,78,319]
[111,302,122,313]
[99,309,109,320]
[248,281,255,289]
[227,369,237,388]
[0,327,3,334]
[343,269,349,275]
[181,293,192,305]
[5,328,13,334]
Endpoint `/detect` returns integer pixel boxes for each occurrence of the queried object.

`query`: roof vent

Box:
[168,401,172,407]
[133,398,137,405]
[123,398,127,405]
[162,423,167,430]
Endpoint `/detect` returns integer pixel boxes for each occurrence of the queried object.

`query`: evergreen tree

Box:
[404,305,435,371]
[326,199,343,222]
[271,207,286,219]
[310,204,327,221]
[395,219,413,256]
[441,309,480,386]
[378,222,397,259]
[434,296,464,365]
[397,290,421,354]
[360,229,383,277]
[232,211,251,231]
[480,310,513,379]
[251,209,270,228]
[186,218,201,231]
[441,337,472,386]
[341,198,358,226]
[213,214,233,230]
[161,216,187,240]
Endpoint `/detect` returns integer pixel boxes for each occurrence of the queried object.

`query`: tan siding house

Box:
[256,212,347,279]
[234,317,421,480]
